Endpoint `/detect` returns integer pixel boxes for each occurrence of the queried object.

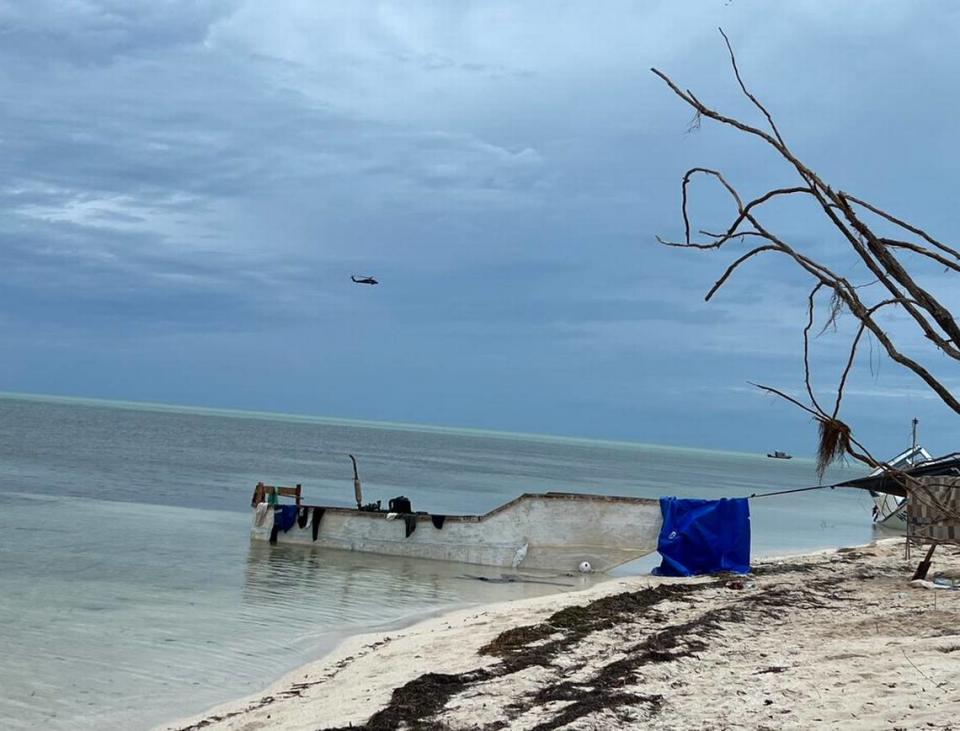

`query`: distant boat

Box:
[767,451,792,460]
[250,483,663,573]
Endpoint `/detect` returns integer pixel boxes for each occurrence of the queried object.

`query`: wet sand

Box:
[161,539,960,730]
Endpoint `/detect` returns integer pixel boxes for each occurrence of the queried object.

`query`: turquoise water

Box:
[0,393,872,729]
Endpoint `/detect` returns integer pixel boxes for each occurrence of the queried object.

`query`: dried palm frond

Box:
[816,416,852,479]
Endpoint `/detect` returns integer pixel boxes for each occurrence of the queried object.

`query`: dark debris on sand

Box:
[320,547,877,731]
[178,550,859,731]
[318,560,857,731]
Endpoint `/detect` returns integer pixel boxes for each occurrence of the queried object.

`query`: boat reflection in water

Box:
[241,539,593,640]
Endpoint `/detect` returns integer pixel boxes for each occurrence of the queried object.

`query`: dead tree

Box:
[653,30,959,477]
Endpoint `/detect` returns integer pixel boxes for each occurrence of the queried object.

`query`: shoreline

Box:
[158,537,960,731]
[156,568,618,731]
[157,545,810,728]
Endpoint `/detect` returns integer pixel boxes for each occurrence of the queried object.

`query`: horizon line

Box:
[0,388,798,462]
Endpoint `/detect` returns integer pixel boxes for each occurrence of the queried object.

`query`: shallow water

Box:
[0,393,873,729]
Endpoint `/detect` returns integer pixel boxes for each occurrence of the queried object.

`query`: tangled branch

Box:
[653,29,959,475]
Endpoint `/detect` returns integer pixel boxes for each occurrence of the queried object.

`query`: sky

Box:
[0,0,958,456]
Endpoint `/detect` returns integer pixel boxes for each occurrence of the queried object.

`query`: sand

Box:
[161,539,960,730]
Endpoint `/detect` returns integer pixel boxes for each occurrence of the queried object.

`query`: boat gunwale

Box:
[258,491,661,524]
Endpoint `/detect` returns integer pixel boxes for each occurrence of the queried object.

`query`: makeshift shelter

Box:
[906,476,960,545]
[838,463,960,578]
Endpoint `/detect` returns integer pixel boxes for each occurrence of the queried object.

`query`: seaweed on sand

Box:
[513,593,755,730]
[362,670,494,731]
[321,581,720,731]
[751,561,823,577]
[321,572,862,731]
[520,576,860,730]
[480,583,712,669]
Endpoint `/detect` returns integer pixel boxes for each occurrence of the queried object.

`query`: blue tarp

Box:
[655,497,751,577]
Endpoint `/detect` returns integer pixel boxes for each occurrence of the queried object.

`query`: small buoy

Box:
[578,560,593,574]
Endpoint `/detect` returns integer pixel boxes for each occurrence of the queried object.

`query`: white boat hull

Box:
[252,492,663,573]
[870,445,930,530]
[872,493,908,530]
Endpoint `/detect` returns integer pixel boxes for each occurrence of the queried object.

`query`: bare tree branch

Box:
[831,298,920,419]
[750,382,821,418]
[656,34,960,362]
[802,284,827,416]
[845,193,960,262]
[880,239,960,273]
[835,195,960,351]
[717,27,786,147]
[655,29,959,472]
[753,381,886,477]
[705,245,781,301]
[679,168,743,245]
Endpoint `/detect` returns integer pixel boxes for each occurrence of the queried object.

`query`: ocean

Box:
[0,393,876,730]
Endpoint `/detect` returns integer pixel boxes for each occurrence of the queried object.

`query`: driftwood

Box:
[654,29,959,477]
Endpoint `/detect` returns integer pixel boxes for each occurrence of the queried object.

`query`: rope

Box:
[747,484,837,499]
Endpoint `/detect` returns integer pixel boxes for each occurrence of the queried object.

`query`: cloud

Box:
[0,0,958,448]
[0,1,238,66]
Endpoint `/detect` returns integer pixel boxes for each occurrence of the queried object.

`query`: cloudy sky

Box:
[1,0,958,455]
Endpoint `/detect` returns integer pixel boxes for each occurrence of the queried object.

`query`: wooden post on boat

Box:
[350,454,363,509]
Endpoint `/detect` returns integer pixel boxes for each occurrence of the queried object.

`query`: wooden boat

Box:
[250,482,663,573]
[767,451,792,460]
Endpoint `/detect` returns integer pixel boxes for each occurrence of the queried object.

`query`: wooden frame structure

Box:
[905,476,960,579]
[250,481,301,508]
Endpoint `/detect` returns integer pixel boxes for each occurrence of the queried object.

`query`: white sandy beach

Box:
[161,539,960,730]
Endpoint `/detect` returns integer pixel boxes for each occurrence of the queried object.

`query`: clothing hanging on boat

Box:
[269,504,300,545]
[404,514,417,538]
[276,504,298,532]
[254,502,271,527]
[654,497,750,577]
[297,507,310,530]
[431,514,446,530]
[311,507,325,541]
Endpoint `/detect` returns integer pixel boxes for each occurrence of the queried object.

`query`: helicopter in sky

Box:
[351,275,378,286]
